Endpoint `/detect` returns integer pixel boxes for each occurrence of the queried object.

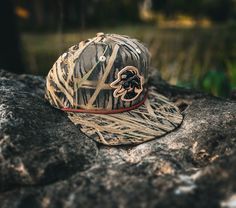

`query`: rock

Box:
[0,69,98,192]
[0,69,236,208]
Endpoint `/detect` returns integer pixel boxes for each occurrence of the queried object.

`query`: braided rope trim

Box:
[62,91,148,114]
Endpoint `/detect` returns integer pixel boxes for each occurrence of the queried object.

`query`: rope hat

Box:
[45,33,183,145]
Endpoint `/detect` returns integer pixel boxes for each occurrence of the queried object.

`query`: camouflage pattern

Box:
[45,33,183,145]
[45,33,149,112]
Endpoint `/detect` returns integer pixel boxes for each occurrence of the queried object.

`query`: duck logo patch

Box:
[110,66,144,102]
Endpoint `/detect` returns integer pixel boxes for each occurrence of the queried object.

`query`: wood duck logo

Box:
[110,66,144,102]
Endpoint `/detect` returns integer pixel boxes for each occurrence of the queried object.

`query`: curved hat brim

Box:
[67,87,183,145]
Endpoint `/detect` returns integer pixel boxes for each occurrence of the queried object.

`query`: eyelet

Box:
[62,52,67,58]
[136,48,141,54]
[99,56,106,62]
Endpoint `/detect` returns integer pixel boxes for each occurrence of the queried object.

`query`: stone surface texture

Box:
[0,69,236,208]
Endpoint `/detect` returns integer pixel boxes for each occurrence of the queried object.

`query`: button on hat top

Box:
[45,33,150,113]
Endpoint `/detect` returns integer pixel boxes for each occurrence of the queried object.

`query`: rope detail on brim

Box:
[62,91,148,114]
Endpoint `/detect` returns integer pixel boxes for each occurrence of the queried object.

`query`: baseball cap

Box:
[45,32,183,145]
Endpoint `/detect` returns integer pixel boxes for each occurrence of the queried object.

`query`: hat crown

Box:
[45,33,150,112]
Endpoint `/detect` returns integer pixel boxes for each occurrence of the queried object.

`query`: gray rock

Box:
[0,70,98,192]
[0,69,236,208]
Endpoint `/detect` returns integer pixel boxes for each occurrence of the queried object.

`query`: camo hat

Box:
[45,33,183,145]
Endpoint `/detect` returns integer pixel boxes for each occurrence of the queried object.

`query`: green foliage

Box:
[200,70,230,97]
[177,67,235,98]
[226,60,236,89]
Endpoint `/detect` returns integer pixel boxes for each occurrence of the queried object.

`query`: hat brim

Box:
[67,87,183,145]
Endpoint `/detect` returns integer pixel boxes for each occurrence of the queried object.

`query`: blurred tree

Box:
[15,0,142,31]
[151,0,236,22]
[13,0,236,31]
[33,0,44,28]
[202,0,235,21]
[58,0,141,29]
[0,0,24,73]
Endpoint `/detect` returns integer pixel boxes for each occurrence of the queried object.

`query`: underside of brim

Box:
[68,87,183,145]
